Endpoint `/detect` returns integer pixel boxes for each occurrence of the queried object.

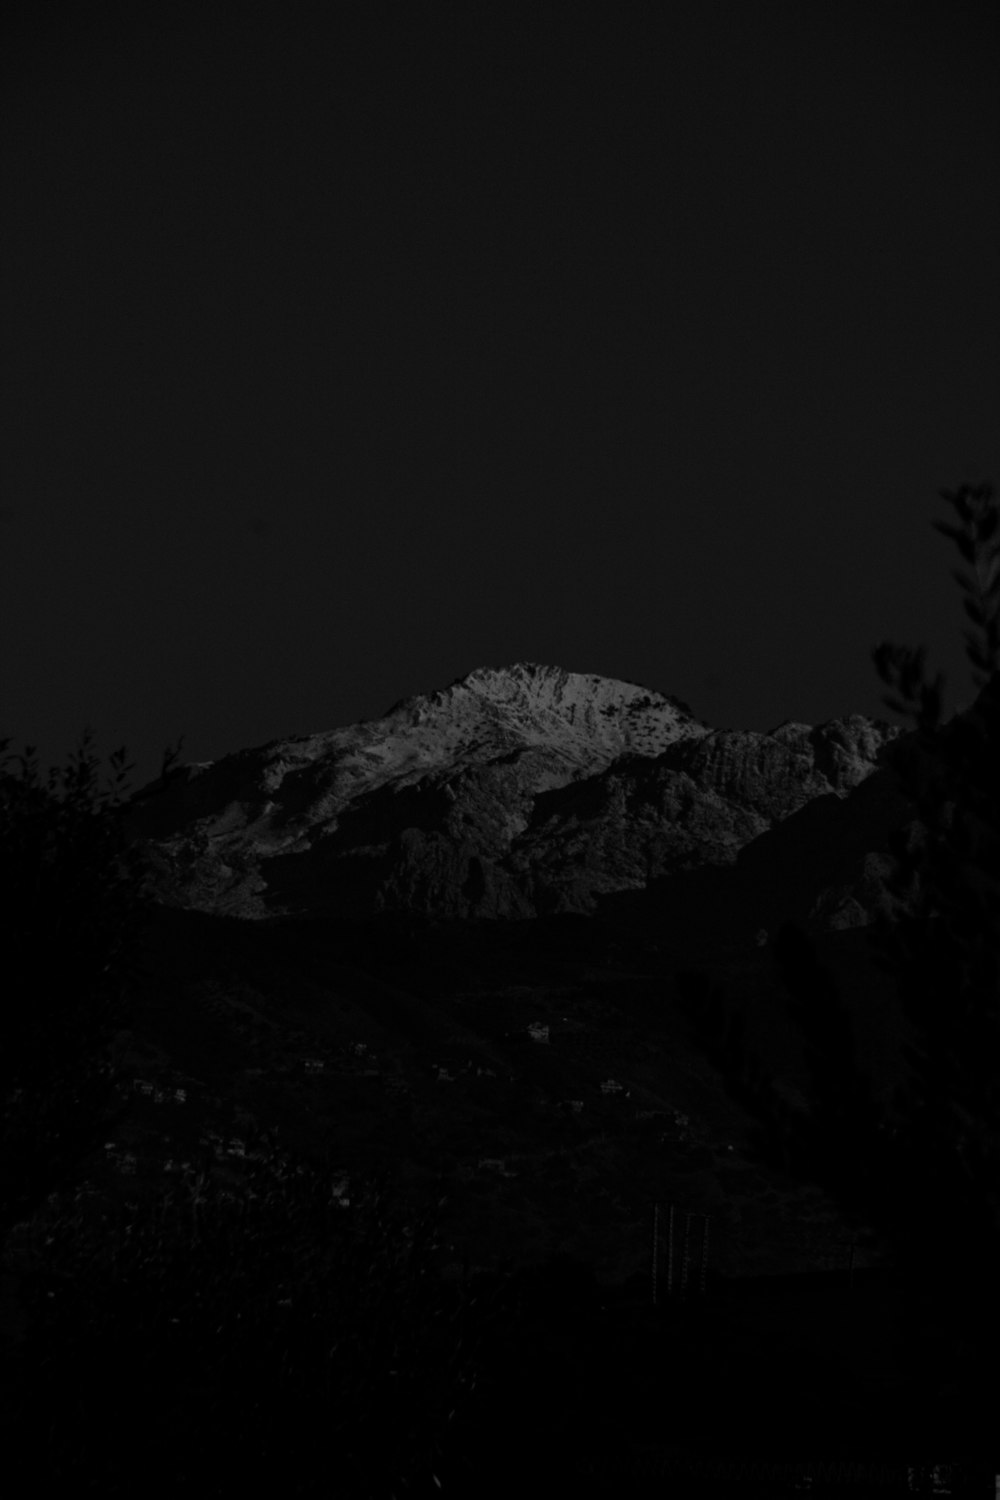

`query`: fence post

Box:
[666,1202,675,1299]
[681,1212,693,1298]
[839,1235,856,1293]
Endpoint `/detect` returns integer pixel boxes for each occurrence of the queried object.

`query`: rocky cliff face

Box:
[119,662,910,928]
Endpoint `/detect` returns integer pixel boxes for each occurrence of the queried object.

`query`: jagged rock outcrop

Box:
[118,662,912,928]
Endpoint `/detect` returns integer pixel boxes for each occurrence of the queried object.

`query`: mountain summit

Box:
[120,662,907,928]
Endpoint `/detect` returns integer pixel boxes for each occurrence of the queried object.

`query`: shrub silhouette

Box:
[675,481,1000,1437]
[3,1134,514,1496]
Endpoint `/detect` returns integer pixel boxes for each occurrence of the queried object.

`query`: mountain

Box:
[118,661,912,934]
[8,660,980,1372]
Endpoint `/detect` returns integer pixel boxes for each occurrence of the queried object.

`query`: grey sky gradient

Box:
[2,3,998,795]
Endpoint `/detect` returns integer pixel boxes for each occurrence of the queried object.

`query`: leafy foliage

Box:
[676,481,1000,1430]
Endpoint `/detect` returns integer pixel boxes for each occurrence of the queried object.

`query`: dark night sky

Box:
[2,2,998,796]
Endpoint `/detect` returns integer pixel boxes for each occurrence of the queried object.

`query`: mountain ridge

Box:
[118,662,912,930]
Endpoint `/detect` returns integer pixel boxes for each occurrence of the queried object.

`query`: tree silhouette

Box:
[676,481,1000,1437]
[0,728,182,1239]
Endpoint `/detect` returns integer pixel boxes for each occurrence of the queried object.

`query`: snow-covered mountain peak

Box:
[379,661,711,758]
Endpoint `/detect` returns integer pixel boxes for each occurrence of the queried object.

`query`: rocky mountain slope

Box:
[118,662,912,931]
